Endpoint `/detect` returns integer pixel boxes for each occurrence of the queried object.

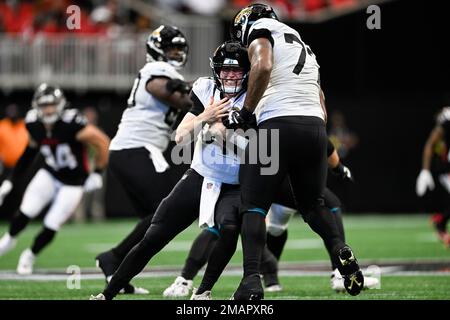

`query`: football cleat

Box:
[16,249,36,275]
[231,274,264,300]
[96,250,148,295]
[89,293,106,300]
[0,233,17,257]
[119,283,149,295]
[96,250,121,278]
[265,284,283,292]
[336,246,364,296]
[163,276,193,297]
[331,268,379,292]
[190,289,212,300]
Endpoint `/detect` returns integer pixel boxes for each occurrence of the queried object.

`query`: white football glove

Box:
[84,172,103,192]
[0,180,13,206]
[416,169,434,197]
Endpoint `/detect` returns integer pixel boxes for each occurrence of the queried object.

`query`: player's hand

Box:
[84,173,103,192]
[331,163,354,183]
[0,180,13,206]
[201,97,230,125]
[416,169,435,196]
[222,107,245,129]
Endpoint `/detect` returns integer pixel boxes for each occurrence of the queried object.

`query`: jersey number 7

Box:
[284,33,314,75]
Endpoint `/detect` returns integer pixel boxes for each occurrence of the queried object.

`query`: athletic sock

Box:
[31,227,56,255]
[181,228,219,280]
[266,229,287,260]
[9,211,30,237]
[196,225,239,294]
[241,211,267,278]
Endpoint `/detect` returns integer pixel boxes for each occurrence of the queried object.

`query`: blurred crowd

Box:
[0,0,364,37]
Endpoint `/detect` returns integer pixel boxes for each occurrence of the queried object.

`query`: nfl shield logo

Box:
[207,183,213,189]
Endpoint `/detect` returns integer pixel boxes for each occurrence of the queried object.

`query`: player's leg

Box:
[0,169,55,257]
[235,122,288,300]
[99,169,203,300]
[163,227,219,297]
[96,149,175,292]
[16,184,83,275]
[287,119,363,296]
[262,203,296,291]
[193,185,241,299]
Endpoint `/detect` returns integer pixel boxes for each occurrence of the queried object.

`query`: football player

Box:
[416,106,450,247]
[0,83,110,274]
[89,40,250,300]
[93,25,192,294]
[162,139,360,297]
[227,3,363,299]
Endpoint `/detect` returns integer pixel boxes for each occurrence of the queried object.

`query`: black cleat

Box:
[337,246,364,296]
[232,274,264,300]
[96,250,147,295]
[95,250,121,279]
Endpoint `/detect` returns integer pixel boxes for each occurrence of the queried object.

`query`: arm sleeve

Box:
[188,91,205,116]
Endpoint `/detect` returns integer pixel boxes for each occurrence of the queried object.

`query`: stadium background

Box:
[1,0,448,218]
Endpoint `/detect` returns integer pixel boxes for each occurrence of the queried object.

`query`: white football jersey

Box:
[110,61,185,152]
[189,77,246,185]
[247,18,324,124]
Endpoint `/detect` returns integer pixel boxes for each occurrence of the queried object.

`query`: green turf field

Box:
[0,214,449,300]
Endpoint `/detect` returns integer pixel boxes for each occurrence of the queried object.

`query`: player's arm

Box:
[0,134,39,204]
[241,38,273,116]
[422,125,443,171]
[175,96,229,145]
[76,124,110,170]
[146,77,192,111]
[327,139,353,182]
[416,125,443,196]
[320,88,327,123]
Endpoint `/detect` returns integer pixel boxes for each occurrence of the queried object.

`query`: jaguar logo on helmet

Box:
[230,4,278,46]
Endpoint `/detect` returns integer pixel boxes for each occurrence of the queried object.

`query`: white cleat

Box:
[89,293,106,300]
[16,249,36,275]
[163,276,193,297]
[331,268,380,292]
[0,233,17,257]
[363,275,380,289]
[265,284,283,292]
[119,286,150,295]
[190,290,212,300]
[331,269,346,292]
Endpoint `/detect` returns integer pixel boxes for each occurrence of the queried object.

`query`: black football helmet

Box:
[146,25,188,69]
[230,3,278,46]
[210,41,250,95]
[31,83,66,124]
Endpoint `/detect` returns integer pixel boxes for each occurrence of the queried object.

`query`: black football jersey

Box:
[25,108,89,185]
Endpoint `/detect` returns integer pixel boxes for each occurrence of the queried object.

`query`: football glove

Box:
[416,169,434,196]
[331,163,354,183]
[222,107,244,129]
[0,180,13,206]
[84,172,103,192]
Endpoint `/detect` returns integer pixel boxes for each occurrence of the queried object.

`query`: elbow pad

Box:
[166,79,192,95]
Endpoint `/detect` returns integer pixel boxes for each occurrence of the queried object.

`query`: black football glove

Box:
[223,106,254,130]
[330,163,354,183]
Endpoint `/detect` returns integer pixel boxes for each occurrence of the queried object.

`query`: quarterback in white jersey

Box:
[227,3,364,299]
[94,25,193,296]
